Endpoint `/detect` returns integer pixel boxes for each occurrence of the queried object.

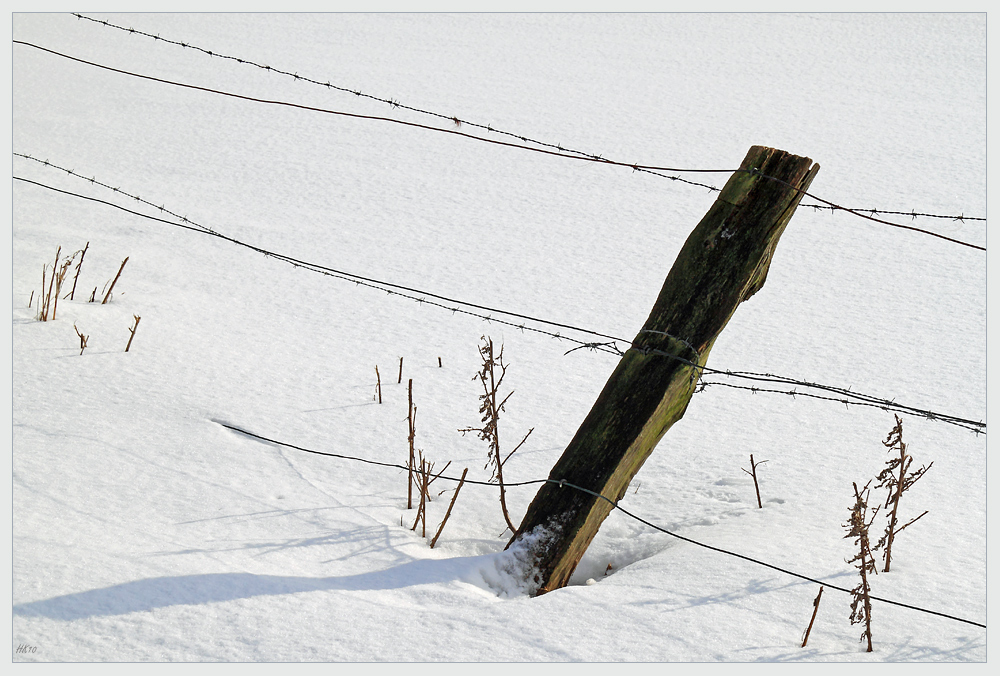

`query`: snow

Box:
[10,11,987,662]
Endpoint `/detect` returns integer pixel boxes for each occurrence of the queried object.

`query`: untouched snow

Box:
[11,12,987,662]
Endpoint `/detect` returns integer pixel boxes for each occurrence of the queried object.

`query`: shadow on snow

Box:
[13,555,492,621]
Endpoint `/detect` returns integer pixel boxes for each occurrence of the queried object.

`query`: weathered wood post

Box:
[507,145,819,595]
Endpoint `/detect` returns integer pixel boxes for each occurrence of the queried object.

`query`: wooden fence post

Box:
[507,145,819,595]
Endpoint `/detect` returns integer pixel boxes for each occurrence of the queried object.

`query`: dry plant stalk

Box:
[407,379,416,509]
[42,266,48,314]
[102,256,129,304]
[801,586,823,648]
[374,366,382,404]
[428,461,450,496]
[125,315,141,352]
[51,255,74,320]
[73,324,89,355]
[43,247,59,319]
[875,414,932,572]
[845,481,880,653]
[398,357,403,384]
[459,336,534,534]
[37,248,57,321]
[431,467,468,549]
[67,241,89,301]
[37,247,79,322]
[411,452,432,536]
[410,452,453,540]
[741,453,767,508]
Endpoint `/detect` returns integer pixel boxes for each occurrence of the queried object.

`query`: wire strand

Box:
[68,12,987,226]
[13,167,985,434]
[220,422,986,630]
[13,38,986,253]
[12,40,740,176]
[12,173,623,357]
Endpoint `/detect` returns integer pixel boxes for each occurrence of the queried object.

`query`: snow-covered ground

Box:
[11,12,987,662]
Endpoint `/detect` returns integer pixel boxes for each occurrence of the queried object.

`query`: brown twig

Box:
[502,427,534,468]
[46,247,60,319]
[73,323,89,355]
[68,241,88,301]
[39,266,46,317]
[426,460,452,492]
[845,481,879,652]
[102,256,128,304]
[431,468,468,548]
[374,365,382,403]
[420,461,430,537]
[458,337,524,533]
[38,247,60,321]
[411,453,432,537]
[398,356,403,384]
[37,246,76,321]
[51,255,73,320]
[125,315,141,352]
[801,586,823,647]
[741,454,767,508]
[894,510,928,536]
[875,415,932,572]
[407,379,415,509]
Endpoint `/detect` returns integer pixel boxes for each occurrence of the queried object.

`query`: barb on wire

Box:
[220,421,985,630]
[799,203,985,223]
[18,38,983,251]
[632,344,983,434]
[564,341,625,357]
[69,11,717,195]
[14,152,215,234]
[746,169,985,252]
[13,157,985,434]
[68,13,986,224]
[13,171,627,359]
[697,381,985,435]
[713,369,984,431]
[13,40,737,179]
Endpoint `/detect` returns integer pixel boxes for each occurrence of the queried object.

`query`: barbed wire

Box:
[800,204,984,223]
[220,422,986,630]
[11,40,737,178]
[13,158,985,435]
[695,381,984,434]
[13,173,624,358]
[13,152,218,236]
[14,39,985,253]
[68,12,725,195]
[638,346,984,434]
[747,168,984,251]
[68,13,987,225]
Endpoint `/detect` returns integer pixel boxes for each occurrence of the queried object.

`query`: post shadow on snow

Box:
[13,554,495,621]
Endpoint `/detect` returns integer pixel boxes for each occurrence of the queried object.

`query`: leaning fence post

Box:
[506,145,819,596]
